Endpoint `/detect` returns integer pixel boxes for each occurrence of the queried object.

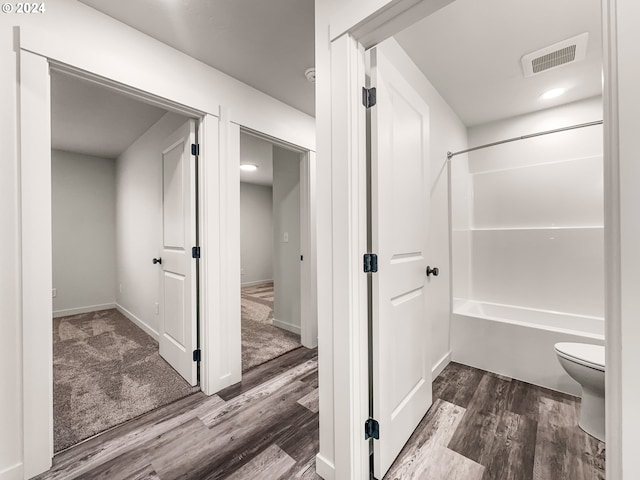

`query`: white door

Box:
[369,46,432,478]
[159,119,198,386]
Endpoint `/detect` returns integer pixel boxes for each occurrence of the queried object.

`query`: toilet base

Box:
[578,387,605,442]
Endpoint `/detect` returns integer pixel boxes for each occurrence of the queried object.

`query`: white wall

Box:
[272,147,302,334]
[116,112,189,339]
[615,1,640,478]
[452,97,604,319]
[240,183,274,285]
[51,150,117,317]
[314,3,335,476]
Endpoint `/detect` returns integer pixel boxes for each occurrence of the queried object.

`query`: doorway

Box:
[50,71,201,452]
[238,130,317,371]
[323,0,607,478]
[18,43,315,476]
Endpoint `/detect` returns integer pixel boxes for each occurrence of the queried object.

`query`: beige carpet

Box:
[53,309,199,452]
[241,282,301,372]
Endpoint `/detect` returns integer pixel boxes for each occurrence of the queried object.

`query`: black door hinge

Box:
[365,418,380,440]
[191,143,200,156]
[192,246,201,259]
[193,349,201,362]
[364,253,378,273]
[362,87,377,108]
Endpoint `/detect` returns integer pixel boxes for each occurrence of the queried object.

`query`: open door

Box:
[369,45,432,478]
[158,119,198,386]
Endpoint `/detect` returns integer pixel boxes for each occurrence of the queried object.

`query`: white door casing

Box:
[159,119,198,386]
[369,46,432,478]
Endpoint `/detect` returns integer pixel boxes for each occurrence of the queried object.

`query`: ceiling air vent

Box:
[521,33,589,77]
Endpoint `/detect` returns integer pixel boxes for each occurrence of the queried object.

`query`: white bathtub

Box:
[451,299,605,396]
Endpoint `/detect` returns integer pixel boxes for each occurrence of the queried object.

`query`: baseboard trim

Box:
[0,463,24,480]
[116,304,159,341]
[241,279,274,287]
[432,351,451,380]
[272,318,301,335]
[315,453,335,480]
[53,303,115,318]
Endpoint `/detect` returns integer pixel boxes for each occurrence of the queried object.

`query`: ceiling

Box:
[395,0,603,126]
[240,133,273,186]
[77,0,316,117]
[51,73,169,158]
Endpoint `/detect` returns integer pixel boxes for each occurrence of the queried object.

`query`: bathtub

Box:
[451,299,605,396]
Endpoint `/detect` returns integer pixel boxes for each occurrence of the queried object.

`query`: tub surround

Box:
[451,97,604,395]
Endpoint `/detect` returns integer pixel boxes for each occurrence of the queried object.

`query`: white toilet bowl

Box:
[554,342,605,442]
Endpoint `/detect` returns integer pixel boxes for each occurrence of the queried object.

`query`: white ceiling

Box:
[395,0,603,126]
[51,73,168,158]
[240,133,273,186]
[77,0,316,117]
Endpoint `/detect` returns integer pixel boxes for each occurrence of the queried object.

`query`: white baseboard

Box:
[315,454,335,480]
[432,351,452,380]
[53,303,115,318]
[241,279,274,287]
[0,463,23,480]
[273,318,301,335]
[116,304,159,341]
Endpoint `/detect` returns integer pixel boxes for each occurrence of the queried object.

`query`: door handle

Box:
[426,266,439,277]
[153,257,162,265]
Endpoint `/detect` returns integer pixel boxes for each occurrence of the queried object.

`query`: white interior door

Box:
[369,45,432,478]
[159,119,198,386]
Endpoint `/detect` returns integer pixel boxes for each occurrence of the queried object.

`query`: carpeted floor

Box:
[53,309,199,452]
[241,282,301,372]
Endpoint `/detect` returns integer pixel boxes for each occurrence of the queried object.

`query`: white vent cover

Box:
[521,33,589,77]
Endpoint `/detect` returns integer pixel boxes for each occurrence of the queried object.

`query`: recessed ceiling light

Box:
[240,164,258,172]
[540,87,567,100]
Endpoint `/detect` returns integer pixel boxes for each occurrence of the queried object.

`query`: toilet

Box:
[554,342,605,442]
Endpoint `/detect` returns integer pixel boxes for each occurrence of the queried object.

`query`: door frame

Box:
[325,1,621,479]
[239,127,318,348]
[19,51,237,477]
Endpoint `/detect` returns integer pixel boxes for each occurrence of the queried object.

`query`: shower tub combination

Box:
[448,100,606,396]
[451,299,605,396]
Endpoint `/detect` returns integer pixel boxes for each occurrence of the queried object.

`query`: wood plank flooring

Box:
[35,347,321,480]
[35,353,604,480]
[385,362,606,480]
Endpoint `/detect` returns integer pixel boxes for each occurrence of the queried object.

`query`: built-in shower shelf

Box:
[468,225,604,231]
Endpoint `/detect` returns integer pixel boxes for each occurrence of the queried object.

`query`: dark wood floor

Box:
[35,352,604,480]
[385,362,606,480]
[35,347,321,480]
